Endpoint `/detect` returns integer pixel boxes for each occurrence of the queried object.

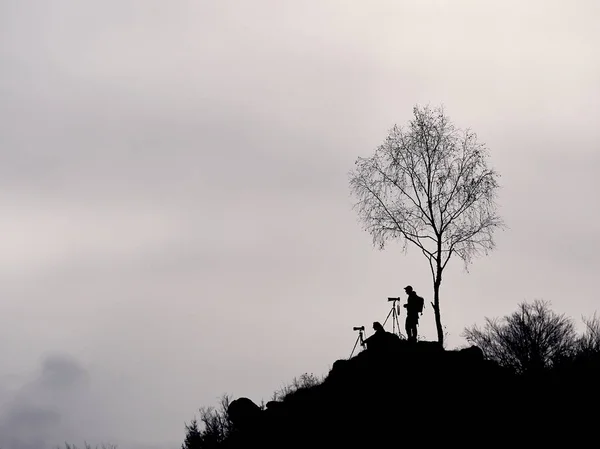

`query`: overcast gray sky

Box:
[1,0,599,447]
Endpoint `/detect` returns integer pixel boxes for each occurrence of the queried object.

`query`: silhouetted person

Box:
[403,285,424,342]
[363,321,398,353]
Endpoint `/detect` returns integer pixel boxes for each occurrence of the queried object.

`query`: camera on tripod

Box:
[383,295,406,339]
[349,325,367,358]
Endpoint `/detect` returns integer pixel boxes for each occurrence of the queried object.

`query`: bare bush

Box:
[271,373,323,402]
[463,300,577,373]
[577,312,600,356]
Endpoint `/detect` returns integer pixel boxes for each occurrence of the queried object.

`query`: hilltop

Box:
[220,338,599,448]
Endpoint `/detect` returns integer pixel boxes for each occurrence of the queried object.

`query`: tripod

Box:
[383,298,406,339]
[349,326,366,358]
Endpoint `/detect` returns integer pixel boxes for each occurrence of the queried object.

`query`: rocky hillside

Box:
[223,338,600,448]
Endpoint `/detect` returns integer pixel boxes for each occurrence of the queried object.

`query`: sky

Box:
[0,0,599,447]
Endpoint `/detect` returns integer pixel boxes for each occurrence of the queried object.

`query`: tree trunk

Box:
[433,279,443,346]
[432,239,444,346]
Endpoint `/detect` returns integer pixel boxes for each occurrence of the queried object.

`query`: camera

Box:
[387,297,400,302]
[353,326,365,331]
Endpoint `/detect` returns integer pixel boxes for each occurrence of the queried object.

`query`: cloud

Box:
[0,354,96,449]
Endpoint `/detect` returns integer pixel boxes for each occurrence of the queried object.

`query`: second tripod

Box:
[383,297,406,339]
[349,326,366,358]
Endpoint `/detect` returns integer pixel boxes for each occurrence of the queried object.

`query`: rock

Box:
[227,397,262,430]
[457,345,484,362]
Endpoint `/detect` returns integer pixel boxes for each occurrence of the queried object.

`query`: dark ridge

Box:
[224,339,600,448]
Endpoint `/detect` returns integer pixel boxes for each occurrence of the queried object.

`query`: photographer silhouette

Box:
[403,286,424,342]
[363,321,398,353]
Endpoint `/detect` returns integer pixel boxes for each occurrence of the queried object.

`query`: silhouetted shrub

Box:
[181,395,232,449]
[577,312,600,356]
[181,418,203,449]
[271,372,323,401]
[462,300,577,373]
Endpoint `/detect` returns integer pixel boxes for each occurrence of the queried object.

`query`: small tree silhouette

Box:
[183,395,233,449]
[463,300,577,373]
[181,418,203,449]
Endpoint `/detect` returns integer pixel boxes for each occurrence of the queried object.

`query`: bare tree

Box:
[350,105,505,345]
[182,395,233,449]
[462,300,577,373]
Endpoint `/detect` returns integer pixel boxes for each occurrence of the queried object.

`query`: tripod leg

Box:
[350,335,361,358]
[382,307,394,328]
[394,311,405,339]
[392,308,400,336]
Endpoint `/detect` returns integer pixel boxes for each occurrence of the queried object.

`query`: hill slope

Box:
[223,339,599,448]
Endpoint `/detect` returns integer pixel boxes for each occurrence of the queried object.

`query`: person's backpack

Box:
[415,295,424,314]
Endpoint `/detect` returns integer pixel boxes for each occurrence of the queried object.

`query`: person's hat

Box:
[404,285,413,292]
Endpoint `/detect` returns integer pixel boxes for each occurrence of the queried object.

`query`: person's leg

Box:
[406,316,416,341]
